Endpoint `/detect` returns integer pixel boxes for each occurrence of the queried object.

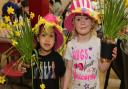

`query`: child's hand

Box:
[17,61,30,73]
[112,47,117,61]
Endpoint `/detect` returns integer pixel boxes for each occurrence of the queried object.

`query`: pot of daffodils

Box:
[100,0,128,61]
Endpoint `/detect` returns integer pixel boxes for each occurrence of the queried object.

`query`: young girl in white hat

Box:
[63,0,116,89]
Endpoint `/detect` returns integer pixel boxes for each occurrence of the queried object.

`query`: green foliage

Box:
[103,0,128,40]
[15,18,34,63]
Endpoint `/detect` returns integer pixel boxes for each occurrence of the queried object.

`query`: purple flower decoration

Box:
[82,8,86,13]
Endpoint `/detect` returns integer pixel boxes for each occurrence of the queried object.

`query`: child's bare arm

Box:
[60,76,64,89]
[63,60,72,89]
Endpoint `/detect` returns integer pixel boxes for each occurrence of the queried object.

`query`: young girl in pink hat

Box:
[63,0,116,89]
[18,13,66,89]
[33,13,66,89]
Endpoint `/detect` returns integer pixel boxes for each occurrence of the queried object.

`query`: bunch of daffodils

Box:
[0,6,46,89]
[1,6,37,63]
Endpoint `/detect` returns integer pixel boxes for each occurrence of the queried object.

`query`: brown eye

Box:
[76,18,81,21]
[41,33,46,37]
[84,17,89,20]
[77,18,80,21]
[49,34,54,38]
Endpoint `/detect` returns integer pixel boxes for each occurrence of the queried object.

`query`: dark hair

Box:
[49,0,54,5]
[55,0,61,3]
[49,0,61,4]
[21,0,29,7]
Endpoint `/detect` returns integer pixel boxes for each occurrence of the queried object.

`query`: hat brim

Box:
[54,27,64,50]
[64,12,99,32]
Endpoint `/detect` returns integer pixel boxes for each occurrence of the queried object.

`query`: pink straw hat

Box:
[64,0,100,32]
[38,13,64,50]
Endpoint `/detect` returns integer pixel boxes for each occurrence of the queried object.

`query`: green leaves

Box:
[15,17,34,63]
[103,0,128,40]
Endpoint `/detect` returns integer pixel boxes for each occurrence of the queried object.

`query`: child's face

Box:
[73,15,93,35]
[38,28,55,52]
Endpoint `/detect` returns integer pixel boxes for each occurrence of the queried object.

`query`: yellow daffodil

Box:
[6,24,12,31]
[13,20,18,27]
[27,18,30,23]
[40,83,45,89]
[30,12,35,19]
[7,6,14,15]
[4,16,11,23]
[15,31,21,37]
[0,76,6,84]
[11,39,18,46]
[32,28,38,35]
[18,21,23,26]
[0,22,6,28]
[125,0,128,7]
[32,28,35,32]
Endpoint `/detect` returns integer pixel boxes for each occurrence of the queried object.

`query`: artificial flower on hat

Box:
[64,0,100,32]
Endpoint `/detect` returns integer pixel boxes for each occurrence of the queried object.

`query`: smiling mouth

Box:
[44,43,50,47]
[80,27,86,29]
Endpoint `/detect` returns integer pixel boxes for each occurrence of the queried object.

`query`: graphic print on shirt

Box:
[71,46,98,88]
[84,83,96,89]
[33,61,56,79]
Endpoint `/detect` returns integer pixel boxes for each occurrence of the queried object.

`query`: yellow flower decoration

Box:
[7,6,14,15]
[11,39,18,46]
[30,12,35,19]
[40,83,45,89]
[4,16,11,22]
[38,17,45,25]
[72,8,81,13]
[44,22,53,30]
[0,76,6,84]
[56,25,63,32]
[57,16,61,23]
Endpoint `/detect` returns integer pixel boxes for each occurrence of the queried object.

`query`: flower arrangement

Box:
[0,6,46,89]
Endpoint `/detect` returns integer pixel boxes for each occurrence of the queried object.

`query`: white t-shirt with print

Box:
[64,36,101,89]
